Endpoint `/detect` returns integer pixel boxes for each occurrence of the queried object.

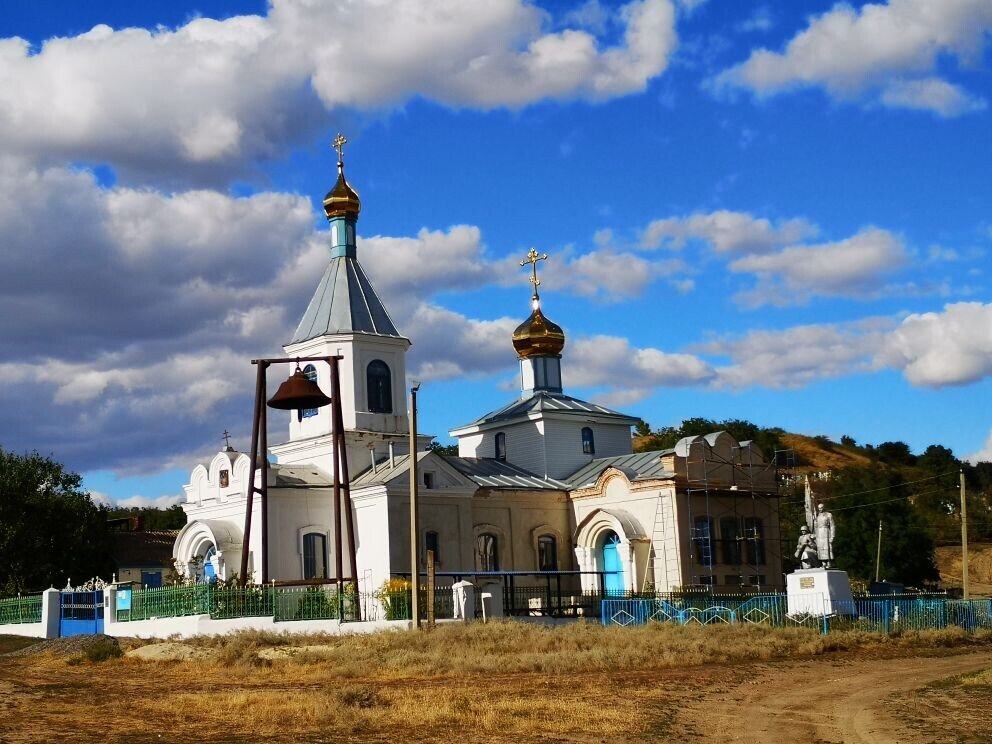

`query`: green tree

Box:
[817,468,938,585]
[105,505,186,531]
[0,449,113,594]
[427,439,459,456]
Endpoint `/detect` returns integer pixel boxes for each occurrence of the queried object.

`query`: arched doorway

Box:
[600,530,624,594]
[201,544,217,583]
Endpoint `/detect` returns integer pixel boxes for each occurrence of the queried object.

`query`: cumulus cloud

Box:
[701,302,992,390]
[878,302,992,386]
[700,321,886,389]
[713,0,992,115]
[730,228,909,306]
[967,431,992,464]
[568,335,715,404]
[640,210,817,253]
[0,0,677,180]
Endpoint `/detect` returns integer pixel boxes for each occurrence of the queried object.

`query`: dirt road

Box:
[676,650,992,743]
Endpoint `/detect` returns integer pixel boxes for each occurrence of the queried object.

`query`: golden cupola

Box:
[323,134,361,220]
[512,301,565,358]
[513,245,566,371]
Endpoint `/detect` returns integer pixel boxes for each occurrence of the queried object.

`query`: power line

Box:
[780,470,959,506]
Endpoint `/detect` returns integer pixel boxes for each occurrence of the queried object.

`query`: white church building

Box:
[173,144,784,597]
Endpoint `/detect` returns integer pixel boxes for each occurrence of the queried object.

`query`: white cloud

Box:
[110,494,185,509]
[730,228,908,306]
[967,431,992,464]
[0,0,677,180]
[737,6,774,33]
[568,334,715,403]
[701,302,992,390]
[700,321,885,389]
[640,210,817,253]
[878,302,992,387]
[880,77,988,117]
[714,0,992,116]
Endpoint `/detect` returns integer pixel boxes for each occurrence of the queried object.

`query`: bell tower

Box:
[269,135,412,470]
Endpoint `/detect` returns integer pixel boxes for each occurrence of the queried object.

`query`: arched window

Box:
[495,432,506,461]
[476,533,499,571]
[537,535,558,571]
[298,364,319,422]
[303,532,328,580]
[366,360,392,413]
[581,427,595,454]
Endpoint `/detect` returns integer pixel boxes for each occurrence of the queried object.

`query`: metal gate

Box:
[60,590,104,636]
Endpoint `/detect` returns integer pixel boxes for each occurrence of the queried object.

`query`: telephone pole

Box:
[874,520,883,583]
[960,470,969,600]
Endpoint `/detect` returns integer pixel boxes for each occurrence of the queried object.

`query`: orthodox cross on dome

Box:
[520,248,549,304]
[222,429,232,450]
[332,133,348,169]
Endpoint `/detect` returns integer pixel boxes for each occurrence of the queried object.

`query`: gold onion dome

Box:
[323,167,361,219]
[323,133,361,219]
[512,300,565,358]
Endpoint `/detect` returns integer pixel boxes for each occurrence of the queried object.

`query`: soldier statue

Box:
[814,502,835,568]
[793,526,819,569]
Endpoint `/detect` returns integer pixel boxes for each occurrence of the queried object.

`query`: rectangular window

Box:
[303,533,328,580]
[425,530,440,563]
[720,517,741,565]
[743,517,766,566]
[693,516,715,567]
[140,571,162,588]
[537,535,558,571]
[724,575,743,586]
[423,471,434,489]
[698,575,716,586]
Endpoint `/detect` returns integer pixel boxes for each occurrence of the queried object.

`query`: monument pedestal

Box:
[787,568,853,616]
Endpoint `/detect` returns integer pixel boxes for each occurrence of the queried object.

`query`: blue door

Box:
[60,591,104,636]
[601,532,624,595]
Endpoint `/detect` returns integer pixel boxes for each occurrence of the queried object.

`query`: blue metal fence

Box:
[601,594,992,635]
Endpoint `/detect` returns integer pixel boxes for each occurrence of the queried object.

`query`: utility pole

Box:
[409,383,422,629]
[961,470,969,600]
[875,520,883,583]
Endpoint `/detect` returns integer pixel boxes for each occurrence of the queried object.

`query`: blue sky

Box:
[0,0,990,506]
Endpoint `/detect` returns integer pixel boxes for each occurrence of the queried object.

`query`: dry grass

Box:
[2,624,990,742]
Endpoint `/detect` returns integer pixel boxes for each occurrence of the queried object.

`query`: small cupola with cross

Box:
[512,248,565,397]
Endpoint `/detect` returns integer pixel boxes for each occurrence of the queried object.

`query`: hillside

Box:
[778,433,875,473]
[935,543,992,596]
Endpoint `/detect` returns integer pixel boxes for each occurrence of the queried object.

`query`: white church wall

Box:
[353,487,392,590]
[540,418,633,480]
[266,489,345,582]
[386,490,475,579]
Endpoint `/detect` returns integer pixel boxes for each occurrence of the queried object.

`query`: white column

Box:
[573,546,588,592]
[41,588,60,639]
[620,542,635,593]
[104,585,117,635]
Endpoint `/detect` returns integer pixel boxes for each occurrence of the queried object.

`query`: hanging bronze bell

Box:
[267,366,332,410]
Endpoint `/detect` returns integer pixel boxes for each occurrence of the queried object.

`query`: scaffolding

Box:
[679,435,795,592]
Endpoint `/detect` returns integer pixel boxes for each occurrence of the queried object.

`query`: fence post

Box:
[104,585,117,634]
[883,600,891,634]
[41,588,60,639]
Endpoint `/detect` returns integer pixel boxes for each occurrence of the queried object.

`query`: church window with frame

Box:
[495,432,506,461]
[298,364,319,422]
[693,516,715,567]
[476,533,499,571]
[720,516,741,565]
[537,535,558,571]
[581,427,595,455]
[366,360,392,413]
[743,517,766,566]
[303,532,328,580]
